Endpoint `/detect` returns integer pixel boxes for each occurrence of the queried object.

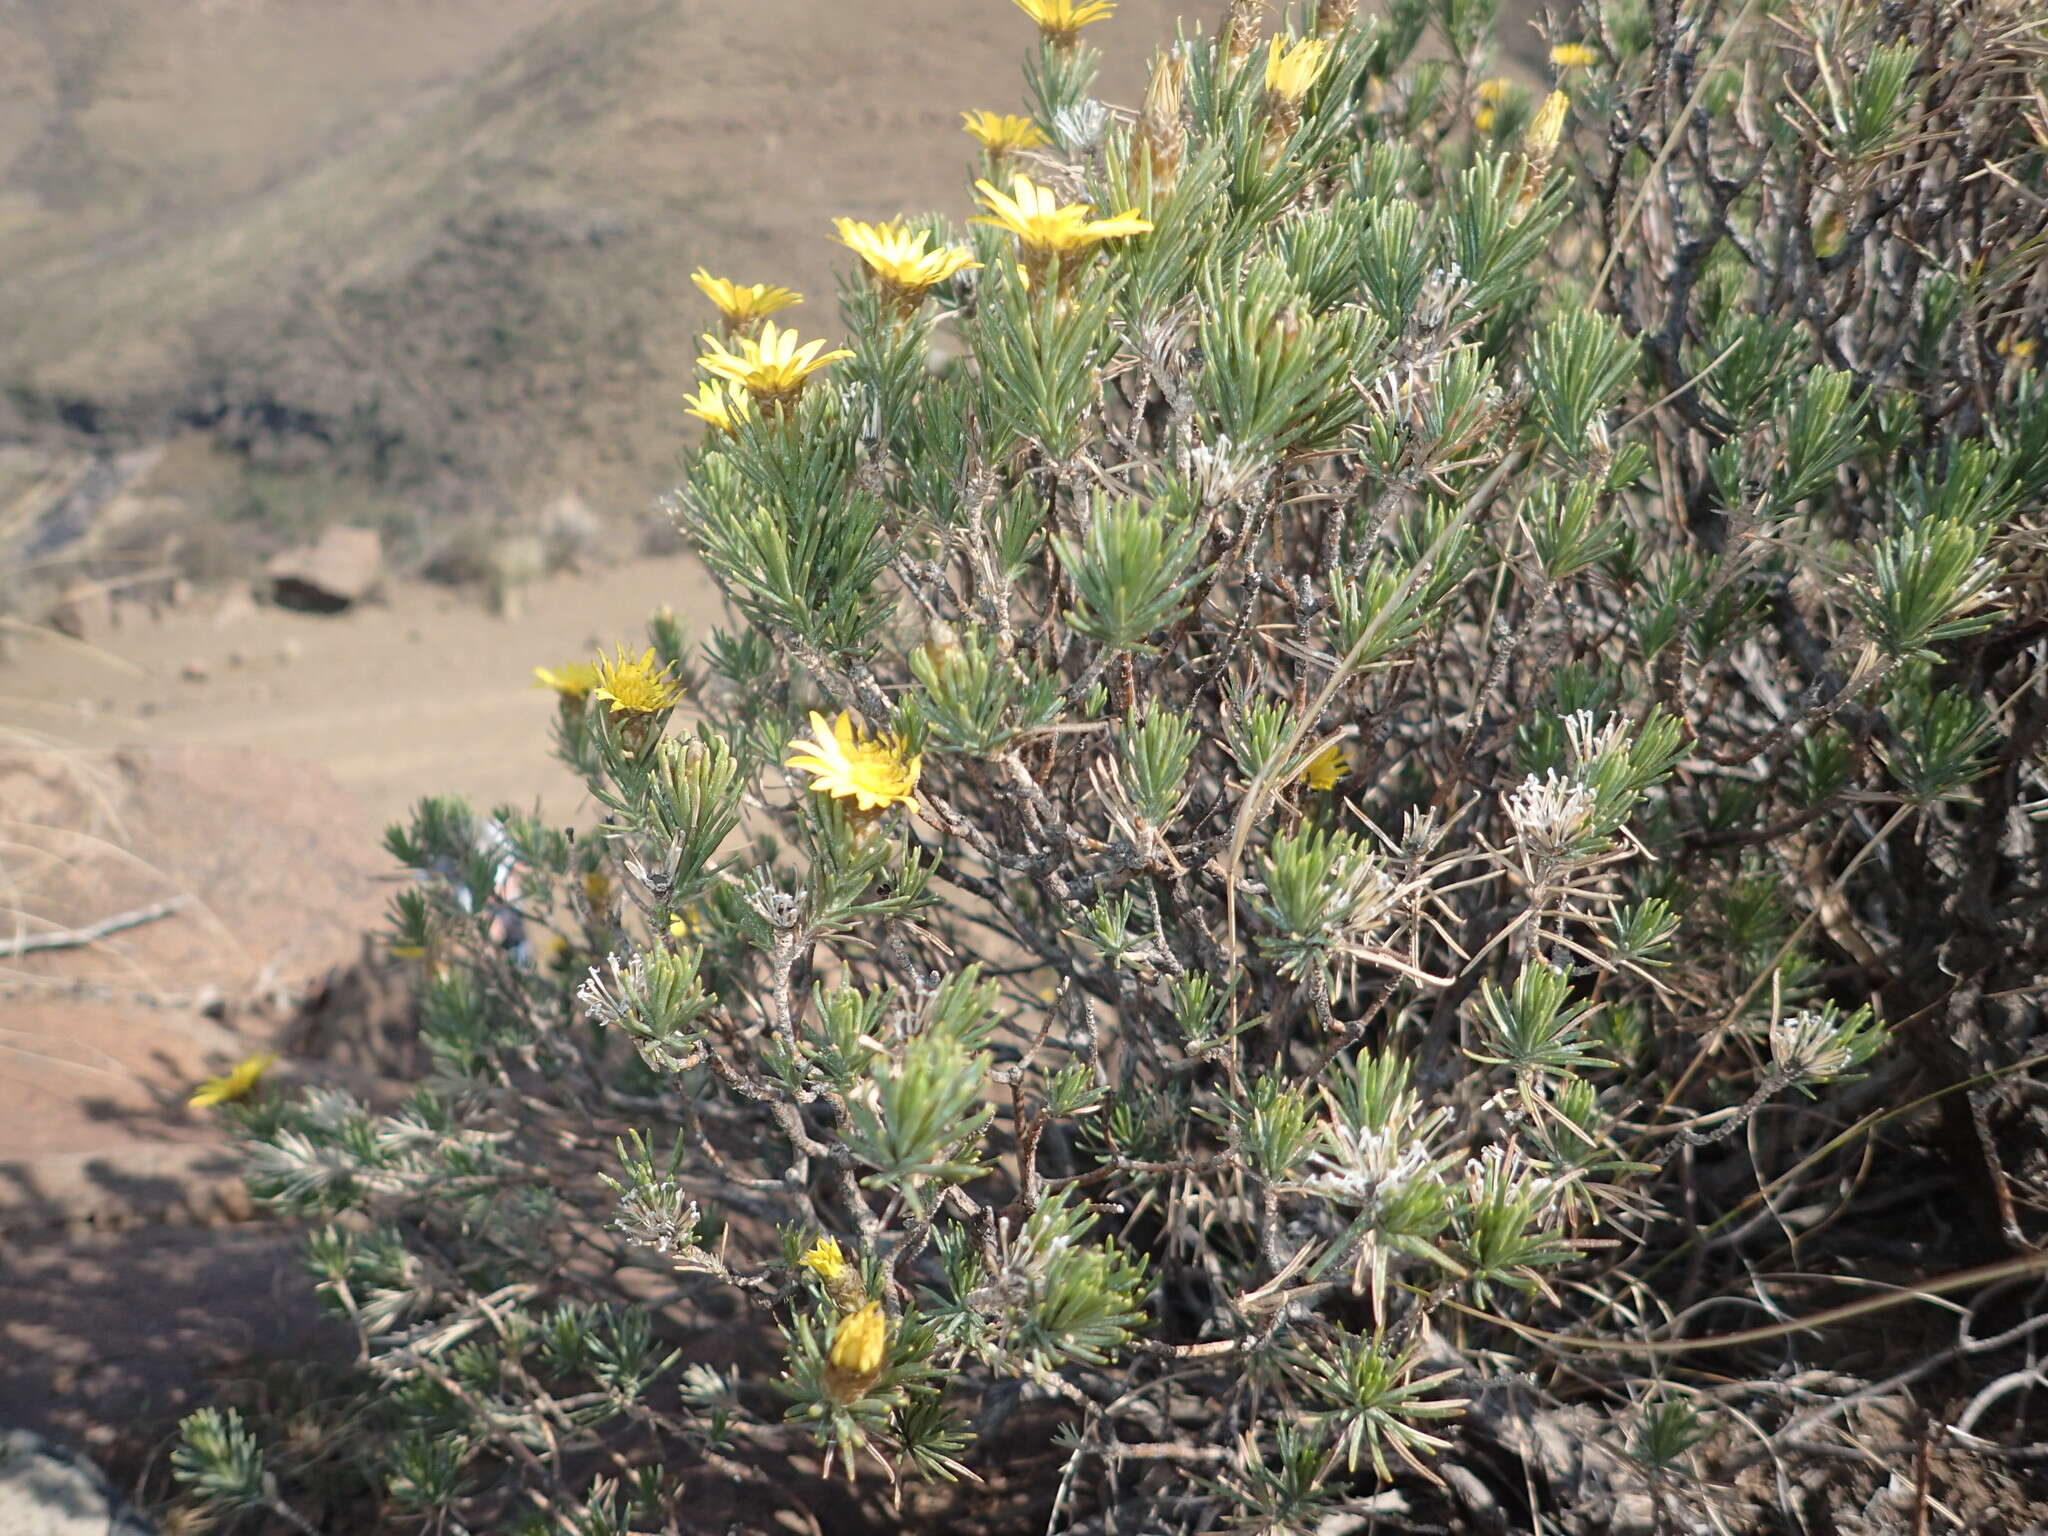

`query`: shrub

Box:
[181,0,2048,1530]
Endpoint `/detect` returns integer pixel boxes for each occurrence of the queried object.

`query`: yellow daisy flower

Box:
[533,660,602,702]
[972,174,1153,265]
[833,218,980,310]
[824,1299,889,1401]
[697,321,853,409]
[190,1052,276,1109]
[592,645,684,717]
[690,268,802,330]
[1303,743,1347,792]
[682,379,752,435]
[785,710,922,812]
[1998,335,2037,363]
[1475,77,1513,105]
[1264,36,1330,106]
[962,110,1049,155]
[1011,0,1114,45]
[801,1235,849,1282]
[1550,42,1599,70]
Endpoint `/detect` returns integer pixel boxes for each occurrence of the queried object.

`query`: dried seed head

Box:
[1131,47,1188,197]
[1220,0,1266,67]
[1184,434,1270,506]
[1050,98,1112,156]
[1314,0,1356,40]
[1506,770,1598,864]
[1769,1011,1860,1084]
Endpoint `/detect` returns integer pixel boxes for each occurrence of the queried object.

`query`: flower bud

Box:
[823,1300,888,1402]
[800,1235,870,1313]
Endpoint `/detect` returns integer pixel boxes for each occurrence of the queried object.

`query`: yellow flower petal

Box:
[828,1299,887,1378]
[697,320,853,406]
[591,645,684,716]
[690,268,802,326]
[962,110,1049,153]
[834,217,980,303]
[800,1235,848,1282]
[1525,90,1570,159]
[190,1051,276,1109]
[534,661,602,700]
[1264,35,1329,105]
[1010,0,1115,43]
[1302,743,1347,792]
[971,174,1153,260]
[683,379,752,434]
[785,710,921,812]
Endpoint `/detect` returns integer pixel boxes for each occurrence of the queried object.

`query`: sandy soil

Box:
[1,0,1197,519]
[4,553,725,827]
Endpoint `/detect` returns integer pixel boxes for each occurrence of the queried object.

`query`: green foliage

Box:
[1525,312,1639,464]
[1470,959,1613,1078]
[172,1408,269,1513]
[1055,492,1207,651]
[1121,707,1199,826]
[911,624,1064,754]
[209,2,2047,1531]
[1298,1331,1466,1480]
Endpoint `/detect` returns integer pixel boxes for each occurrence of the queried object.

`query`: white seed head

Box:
[1563,709,1628,767]
[1506,770,1598,861]
[1302,1120,1437,1215]
[1184,434,1270,506]
[1770,1009,1855,1083]
[1051,99,1111,155]
[577,952,639,1026]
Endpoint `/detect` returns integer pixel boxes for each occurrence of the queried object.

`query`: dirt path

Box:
[4,553,723,828]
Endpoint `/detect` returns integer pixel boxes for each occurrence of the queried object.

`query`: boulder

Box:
[46,582,113,642]
[265,524,382,612]
[0,1430,153,1536]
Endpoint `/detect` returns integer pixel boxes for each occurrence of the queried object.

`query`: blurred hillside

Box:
[0,0,1196,571]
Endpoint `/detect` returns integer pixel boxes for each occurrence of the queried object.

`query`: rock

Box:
[179,659,210,683]
[266,524,383,612]
[0,1429,154,1535]
[46,582,112,642]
